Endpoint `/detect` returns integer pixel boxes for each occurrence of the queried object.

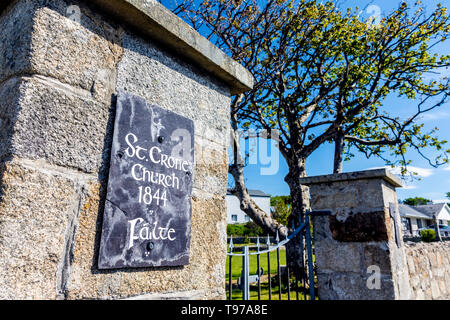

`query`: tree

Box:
[227,222,265,237]
[403,197,432,206]
[270,196,292,226]
[169,0,298,236]
[166,0,450,237]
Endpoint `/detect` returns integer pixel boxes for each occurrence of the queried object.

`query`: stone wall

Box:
[300,169,412,300]
[302,169,450,300]
[0,0,252,299]
[405,241,450,300]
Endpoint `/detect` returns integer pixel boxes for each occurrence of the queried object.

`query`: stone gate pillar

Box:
[299,169,412,300]
[0,0,253,299]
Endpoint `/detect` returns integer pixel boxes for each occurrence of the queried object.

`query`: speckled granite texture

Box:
[0,0,246,299]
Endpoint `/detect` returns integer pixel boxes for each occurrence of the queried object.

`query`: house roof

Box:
[413,203,446,218]
[227,189,271,197]
[398,204,431,219]
[399,203,448,219]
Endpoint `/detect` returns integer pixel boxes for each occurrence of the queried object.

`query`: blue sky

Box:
[233,0,450,202]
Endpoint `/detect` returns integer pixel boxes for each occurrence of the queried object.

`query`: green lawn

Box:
[229,283,309,300]
[226,246,317,300]
[226,247,287,280]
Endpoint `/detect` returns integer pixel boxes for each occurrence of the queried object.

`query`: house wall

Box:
[226,195,271,224]
[438,206,450,223]
[405,242,450,299]
[410,218,420,236]
[406,218,432,237]
[403,206,450,237]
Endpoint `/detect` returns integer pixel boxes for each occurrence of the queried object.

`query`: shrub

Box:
[243,221,265,237]
[227,224,245,236]
[420,229,435,242]
[226,222,265,237]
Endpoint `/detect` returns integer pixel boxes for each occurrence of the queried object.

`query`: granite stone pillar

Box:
[0,0,253,299]
[299,169,412,300]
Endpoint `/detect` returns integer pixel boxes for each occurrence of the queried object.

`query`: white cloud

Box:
[393,166,434,178]
[402,185,418,190]
[432,199,449,204]
[368,165,434,178]
[419,110,450,122]
[422,67,450,82]
[444,166,450,171]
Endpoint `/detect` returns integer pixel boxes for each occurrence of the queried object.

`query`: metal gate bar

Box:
[256,237,261,300]
[267,236,271,300]
[305,214,315,300]
[227,213,320,300]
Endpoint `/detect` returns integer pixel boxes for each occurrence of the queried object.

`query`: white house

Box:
[399,203,450,237]
[226,189,271,224]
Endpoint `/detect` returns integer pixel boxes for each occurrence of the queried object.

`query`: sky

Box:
[230,0,450,203]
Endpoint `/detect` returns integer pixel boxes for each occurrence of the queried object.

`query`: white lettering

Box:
[168,228,176,241]
[182,160,189,172]
[139,223,151,240]
[125,132,192,172]
[136,146,147,160]
[160,154,168,168]
[125,133,138,157]
[159,227,168,240]
[128,219,176,249]
[132,165,180,190]
[152,221,160,240]
[149,146,161,164]
[128,218,144,249]
[131,164,143,181]
[158,174,167,188]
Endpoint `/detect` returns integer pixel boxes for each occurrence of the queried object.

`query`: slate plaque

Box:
[98,91,194,269]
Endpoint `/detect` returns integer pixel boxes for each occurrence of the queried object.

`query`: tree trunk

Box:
[284,158,310,224]
[333,131,345,174]
[434,214,442,241]
[228,111,288,238]
[229,163,288,237]
[284,159,310,280]
[228,104,311,287]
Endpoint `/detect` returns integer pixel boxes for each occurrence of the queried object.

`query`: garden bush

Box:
[227,221,265,237]
[420,229,435,242]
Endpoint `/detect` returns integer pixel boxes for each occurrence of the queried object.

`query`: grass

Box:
[226,245,317,300]
[226,247,287,280]
[229,283,309,300]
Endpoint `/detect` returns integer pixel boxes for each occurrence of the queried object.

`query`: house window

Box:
[231,215,237,222]
[401,218,407,231]
[439,220,444,225]
[245,216,250,222]
[417,219,422,229]
[402,218,412,234]
[402,218,409,233]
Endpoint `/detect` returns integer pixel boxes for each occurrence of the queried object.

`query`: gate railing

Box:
[227,211,329,300]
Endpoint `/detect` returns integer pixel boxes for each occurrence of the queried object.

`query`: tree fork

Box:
[228,112,288,238]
